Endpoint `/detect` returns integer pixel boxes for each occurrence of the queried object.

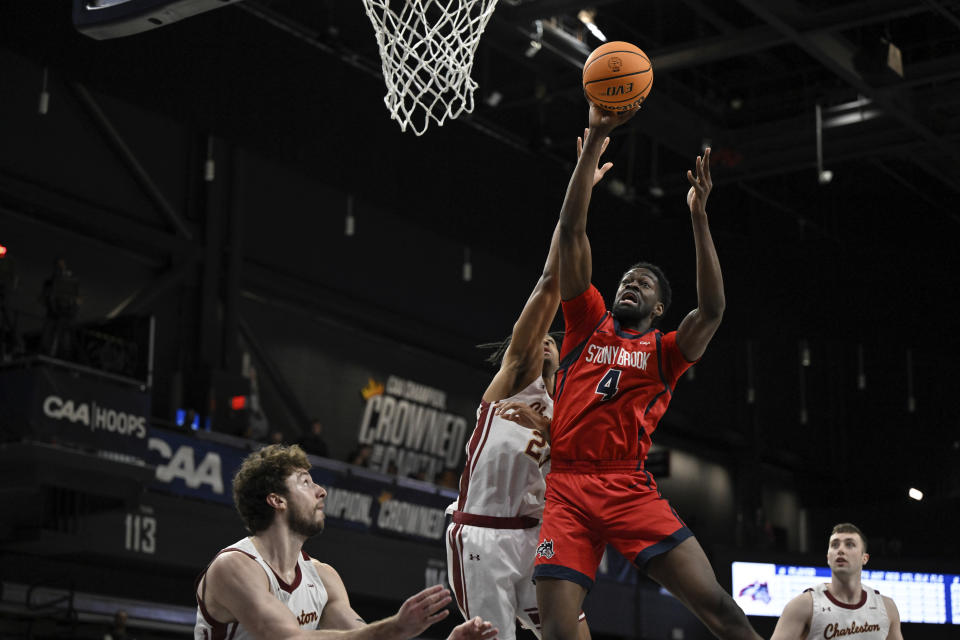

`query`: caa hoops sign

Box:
[0,362,150,457]
[42,395,147,438]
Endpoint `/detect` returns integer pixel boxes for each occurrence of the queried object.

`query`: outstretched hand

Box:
[577,129,612,186]
[686,147,712,216]
[447,616,498,640]
[495,401,550,439]
[393,585,451,638]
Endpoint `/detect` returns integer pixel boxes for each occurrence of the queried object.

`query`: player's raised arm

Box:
[558,104,635,301]
[769,592,813,640]
[675,147,724,362]
[483,121,617,402]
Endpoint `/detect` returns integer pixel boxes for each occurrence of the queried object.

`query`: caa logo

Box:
[148,438,224,494]
[43,396,90,425]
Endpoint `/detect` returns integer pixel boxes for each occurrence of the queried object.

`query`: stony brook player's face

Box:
[827,533,868,576]
[285,469,326,538]
[613,268,663,324]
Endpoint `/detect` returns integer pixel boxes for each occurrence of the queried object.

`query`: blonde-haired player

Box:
[770,523,903,640]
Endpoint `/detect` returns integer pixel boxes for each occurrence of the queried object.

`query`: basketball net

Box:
[361,0,499,136]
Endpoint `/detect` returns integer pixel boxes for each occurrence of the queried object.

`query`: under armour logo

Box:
[469,553,481,561]
[536,539,555,559]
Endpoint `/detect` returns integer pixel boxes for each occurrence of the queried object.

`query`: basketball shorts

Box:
[446,521,543,640]
[532,465,692,591]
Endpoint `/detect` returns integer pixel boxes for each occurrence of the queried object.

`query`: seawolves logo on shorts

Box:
[536,539,555,559]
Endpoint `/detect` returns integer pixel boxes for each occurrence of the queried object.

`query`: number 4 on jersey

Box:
[595,368,622,401]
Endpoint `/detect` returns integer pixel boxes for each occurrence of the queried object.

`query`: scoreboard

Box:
[731,561,959,625]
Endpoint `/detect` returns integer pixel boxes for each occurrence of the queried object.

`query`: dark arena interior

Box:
[1,0,959,638]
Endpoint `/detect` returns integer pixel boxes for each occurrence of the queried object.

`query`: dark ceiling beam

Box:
[651,0,927,73]
[736,0,960,194]
[885,53,960,90]
[106,255,199,318]
[922,0,960,33]
[653,27,786,72]
[69,83,194,241]
[507,0,622,22]
[0,169,191,260]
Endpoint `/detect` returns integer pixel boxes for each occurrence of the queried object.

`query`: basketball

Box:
[582,41,653,111]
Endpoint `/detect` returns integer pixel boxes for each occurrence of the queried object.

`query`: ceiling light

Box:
[908,488,923,501]
[577,9,607,42]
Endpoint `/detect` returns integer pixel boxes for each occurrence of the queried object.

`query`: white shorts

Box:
[446,522,542,640]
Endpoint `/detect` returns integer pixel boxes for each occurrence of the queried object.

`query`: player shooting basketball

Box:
[530,103,763,640]
[443,114,623,640]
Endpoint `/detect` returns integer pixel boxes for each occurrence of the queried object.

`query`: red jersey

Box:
[552,284,694,464]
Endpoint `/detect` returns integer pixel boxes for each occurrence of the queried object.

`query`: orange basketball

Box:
[582,41,653,111]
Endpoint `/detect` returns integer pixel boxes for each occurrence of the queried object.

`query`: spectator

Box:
[103,610,133,640]
[347,444,372,467]
[298,419,329,458]
[268,430,284,445]
[39,257,80,359]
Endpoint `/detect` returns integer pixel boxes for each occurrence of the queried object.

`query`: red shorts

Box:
[532,461,692,591]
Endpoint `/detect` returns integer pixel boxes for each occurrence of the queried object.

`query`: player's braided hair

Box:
[233,444,311,534]
[831,522,868,552]
[626,261,672,326]
[477,331,564,367]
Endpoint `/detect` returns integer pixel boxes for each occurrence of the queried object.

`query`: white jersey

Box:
[806,583,890,640]
[448,377,552,519]
[195,537,329,640]
[445,377,553,640]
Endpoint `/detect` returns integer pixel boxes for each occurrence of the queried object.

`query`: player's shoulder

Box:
[309,557,344,583]
[206,547,265,585]
[785,590,814,614]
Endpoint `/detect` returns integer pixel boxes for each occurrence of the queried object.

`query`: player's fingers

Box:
[428,608,450,622]
[598,162,613,177]
[411,585,446,605]
[686,169,698,187]
[600,136,610,153]
[577,137,583,157]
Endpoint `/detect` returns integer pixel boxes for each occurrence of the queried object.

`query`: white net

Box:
[361,0,499,136]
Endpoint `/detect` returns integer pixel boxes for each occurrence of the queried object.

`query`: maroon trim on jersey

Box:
[453,511,539,529]
[824,588,868,610]
[273,562,303,593]
[457,401,495,511]
[219,546,302,594]
[447,523,469,618]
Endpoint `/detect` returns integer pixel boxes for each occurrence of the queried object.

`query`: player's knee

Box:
[540,617,579,640]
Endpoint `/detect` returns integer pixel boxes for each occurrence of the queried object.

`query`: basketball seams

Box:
[585,75,653,103]
[583,50,651,76]
[583,69,650,87]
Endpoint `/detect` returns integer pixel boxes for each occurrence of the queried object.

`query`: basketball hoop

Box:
[361,0,499,135]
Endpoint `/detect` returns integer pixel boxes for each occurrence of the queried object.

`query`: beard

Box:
[612,300,652,324]
[287,502,324,538]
